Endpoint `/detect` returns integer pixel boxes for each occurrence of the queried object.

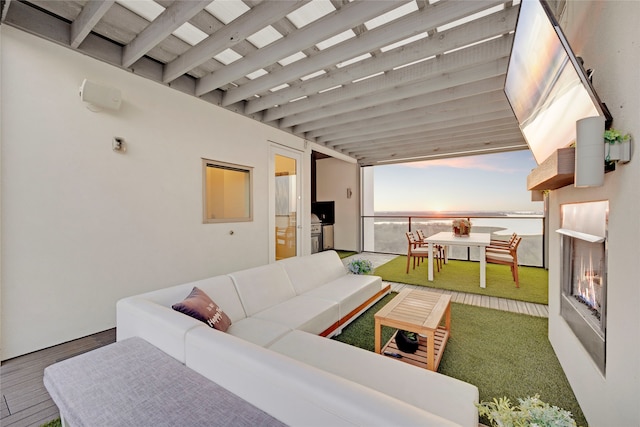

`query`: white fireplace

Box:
[557,201,608,374]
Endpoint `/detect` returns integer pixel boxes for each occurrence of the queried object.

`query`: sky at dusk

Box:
[373,150,542,213]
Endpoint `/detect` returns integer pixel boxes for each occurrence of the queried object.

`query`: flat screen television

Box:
[504,0,611,165]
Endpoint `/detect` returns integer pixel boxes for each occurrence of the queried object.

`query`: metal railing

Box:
[361,214,546,268]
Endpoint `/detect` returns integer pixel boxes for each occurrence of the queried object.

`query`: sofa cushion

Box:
[126,275,246,323]
[44,337,286,427]
[252,296,339,335]
[268,330,479,427]
[227,317,292,347]
[278,250,347,295]
[303,274,383,320]
[172,287,232,332]
[228,263,296,316]
[186,327,460,427]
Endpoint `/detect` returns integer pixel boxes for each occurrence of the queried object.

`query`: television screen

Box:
[504,0,607,165]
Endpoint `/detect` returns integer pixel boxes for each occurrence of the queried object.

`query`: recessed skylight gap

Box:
[336,53,371,68]
[278,52,307,66]
[318,85,342,94]
[247,26,283,48]
[289,96,308,103]
[286,1,335,29]
[246,69,268,80]
[437,4,504,32]
[300,70,326,81]
[352,71,384,83]
[443,35,502,55]
[205,1,250,25]
[214,48,242,65]
[316,30,355,50]
[364,1,418,30]
[380,32,429,52]
[392,55,435,70]
[270,83,290,92]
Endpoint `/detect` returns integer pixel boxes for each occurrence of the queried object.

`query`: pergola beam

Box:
[163,0,307,83]
[195,0,408,97]
[70,0,115,48]
[122,0,211,68]
[222,0,505,106]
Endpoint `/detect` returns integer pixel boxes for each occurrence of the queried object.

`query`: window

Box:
[202,159,253,223]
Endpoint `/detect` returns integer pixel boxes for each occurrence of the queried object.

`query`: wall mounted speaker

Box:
[575,116,605,187]
[79,79,122,111]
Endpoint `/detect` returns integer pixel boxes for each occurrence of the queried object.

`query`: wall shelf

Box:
[527,147,575,190]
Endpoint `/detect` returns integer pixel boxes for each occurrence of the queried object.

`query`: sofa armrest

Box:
[116,297,204,363]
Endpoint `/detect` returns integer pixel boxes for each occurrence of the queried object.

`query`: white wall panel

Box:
[316,158,360,251]
[0,27,307,359]
[547,2,640,426]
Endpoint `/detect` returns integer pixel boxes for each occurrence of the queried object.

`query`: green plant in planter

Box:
[604,128,630,144]
[476,394,578,427]
[347,258,373,275]
[604,128,631,164]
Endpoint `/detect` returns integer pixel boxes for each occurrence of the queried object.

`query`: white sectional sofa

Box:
[117,250,479,426]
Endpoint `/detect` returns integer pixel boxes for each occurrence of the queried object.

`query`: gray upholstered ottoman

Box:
[44,337,285,427]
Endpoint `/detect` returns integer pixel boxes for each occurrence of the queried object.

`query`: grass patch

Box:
[334,293,586,426]
[335,250,358,259]
[375,257,549,304]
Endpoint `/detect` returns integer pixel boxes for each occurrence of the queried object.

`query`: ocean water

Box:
[372,212,544,236]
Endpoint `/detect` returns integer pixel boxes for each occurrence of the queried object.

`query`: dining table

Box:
[424,232,491,288]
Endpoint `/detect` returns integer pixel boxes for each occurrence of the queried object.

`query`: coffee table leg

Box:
[426,331,435,370]
[374,318,381,353]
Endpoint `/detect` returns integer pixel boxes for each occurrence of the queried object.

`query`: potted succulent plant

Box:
[395,330,419,353]
[604,128,631,164]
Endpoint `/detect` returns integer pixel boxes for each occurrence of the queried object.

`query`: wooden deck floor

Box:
[1,281,547,427]
[1,329,116,427]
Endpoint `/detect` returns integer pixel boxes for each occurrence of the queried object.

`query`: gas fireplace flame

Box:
[575,252,602,312]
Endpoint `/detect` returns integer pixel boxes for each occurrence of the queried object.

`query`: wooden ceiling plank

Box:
[329,110,519,149]
[333,119,520,150]
[348,129,525,155]
[311,91,509,142]
[249,5,518,115]
[356,139,528,163]
[271,36,512,127]
[223,0,505,106]
[122,0,211,68]
[317,100,512,144]
[295,75,505,135]
[163,0,307,83]
[195,0,408,96]
[355,142,529,166]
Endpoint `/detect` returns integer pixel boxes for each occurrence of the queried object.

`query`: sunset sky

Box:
[373,150,542,213]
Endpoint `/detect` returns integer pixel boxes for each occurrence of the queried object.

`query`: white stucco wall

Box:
[316,158,360,251]
[547,2,640,426]
[0,26,314,359]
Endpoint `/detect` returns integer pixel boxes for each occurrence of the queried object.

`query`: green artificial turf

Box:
[336,250,358,259]
[375,256,549,305]
[334,294,586,426]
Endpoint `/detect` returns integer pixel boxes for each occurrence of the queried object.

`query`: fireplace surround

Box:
[557,201,608,374]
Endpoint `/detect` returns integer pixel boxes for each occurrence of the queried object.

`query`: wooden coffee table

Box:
[374,289,451,371]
